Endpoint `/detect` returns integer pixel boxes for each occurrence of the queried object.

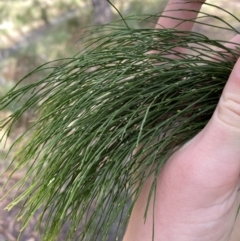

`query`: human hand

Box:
[124,1,240,240]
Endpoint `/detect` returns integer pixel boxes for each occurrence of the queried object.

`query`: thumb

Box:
[186,58,240,153]
[215,57,240,132]
[179,58,240,190]
[208,57,240,148]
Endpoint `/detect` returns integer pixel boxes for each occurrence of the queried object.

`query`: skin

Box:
[123,1,240,240]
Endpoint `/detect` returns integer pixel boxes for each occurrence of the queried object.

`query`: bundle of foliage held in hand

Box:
[1,3,240,241]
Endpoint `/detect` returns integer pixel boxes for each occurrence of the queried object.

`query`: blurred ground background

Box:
[0,0,240,240]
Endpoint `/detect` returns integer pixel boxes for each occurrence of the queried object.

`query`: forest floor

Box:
[0,166,123,241]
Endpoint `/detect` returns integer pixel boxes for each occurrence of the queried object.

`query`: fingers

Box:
[156,0,206,31]
[153,0,206,56]
[225,34,240,49]
[216,35,240,62]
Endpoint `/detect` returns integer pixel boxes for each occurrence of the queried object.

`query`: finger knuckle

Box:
[217,93,240,128]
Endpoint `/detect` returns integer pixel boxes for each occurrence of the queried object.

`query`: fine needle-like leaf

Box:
[0,2,240,241]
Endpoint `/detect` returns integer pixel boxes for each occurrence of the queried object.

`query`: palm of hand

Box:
[155,123,240,241]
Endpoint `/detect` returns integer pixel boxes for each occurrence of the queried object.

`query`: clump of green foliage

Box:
[1,3,240,241]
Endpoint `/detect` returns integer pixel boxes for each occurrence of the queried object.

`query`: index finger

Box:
[156,0,206,31]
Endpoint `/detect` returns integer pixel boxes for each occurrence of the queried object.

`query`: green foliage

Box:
[125,0,167,15]
[1,3,240,241]
[0,0,81,26]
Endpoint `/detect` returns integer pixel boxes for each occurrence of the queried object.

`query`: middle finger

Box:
[156,0,206,31]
